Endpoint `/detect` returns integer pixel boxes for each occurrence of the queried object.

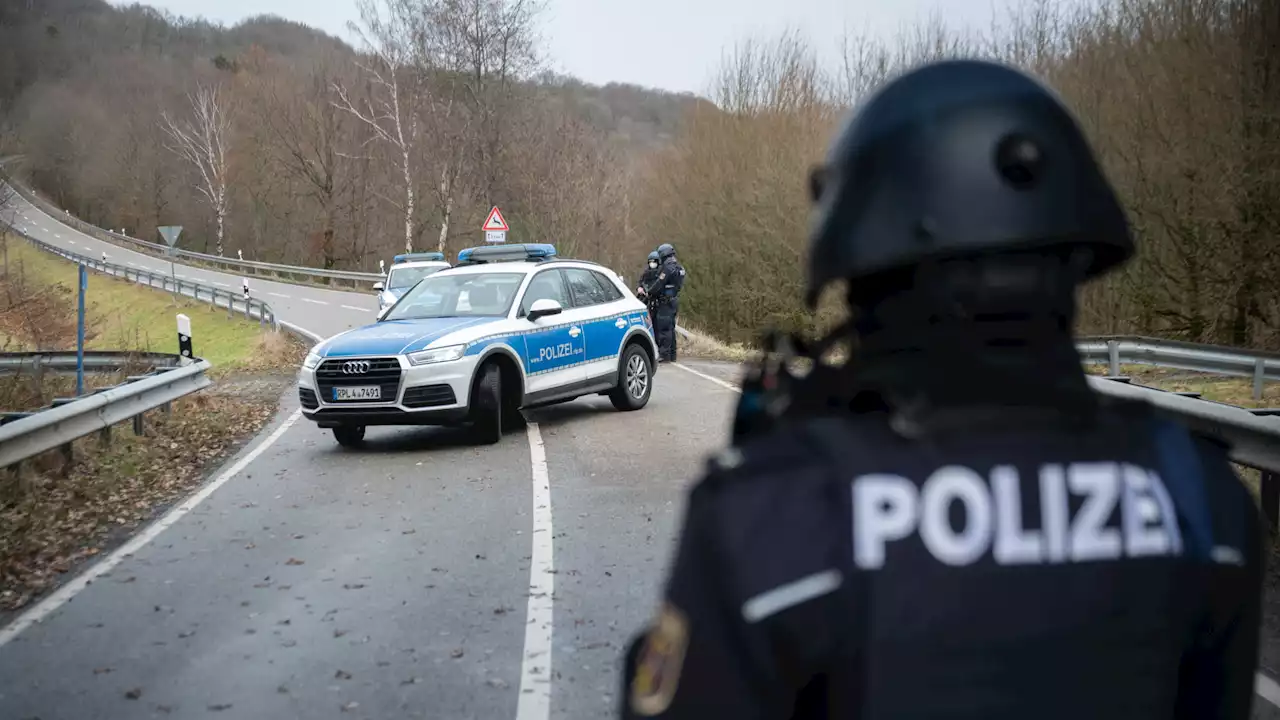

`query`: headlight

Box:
[302,351,322,369]
[407,344,465,366]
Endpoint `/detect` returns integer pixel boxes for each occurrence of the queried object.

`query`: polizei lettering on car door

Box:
[537,342,580,363]
[851,463,1184,569]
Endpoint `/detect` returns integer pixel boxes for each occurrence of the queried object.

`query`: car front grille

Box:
[298,387,319,409]
[402,384,457,409]
[316,357,402,403]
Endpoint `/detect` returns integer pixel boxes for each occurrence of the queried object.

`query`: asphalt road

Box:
[0,192,744,720]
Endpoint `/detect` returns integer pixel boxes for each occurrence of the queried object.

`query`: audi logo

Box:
[342,360,371,374]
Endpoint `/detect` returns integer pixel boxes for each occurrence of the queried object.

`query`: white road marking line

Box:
[68,240,76,245]
[517,422,554,720]
[268,292,290,298]
[671,361,740,393]
[1257,674,1280,708]
[301,298,328,305]
[212,281,229,287]
[0,409,304,649]
[742,569,843,623]
[340,304,367,312]
[127,262,137,267]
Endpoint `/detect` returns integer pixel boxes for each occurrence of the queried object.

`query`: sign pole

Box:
[157,226,183,300]
[76,263,86,396]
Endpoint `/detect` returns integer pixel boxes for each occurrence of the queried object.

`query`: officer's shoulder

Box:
[692,420,850,503]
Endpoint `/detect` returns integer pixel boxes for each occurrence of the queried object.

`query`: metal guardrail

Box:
[4,177,380,287]
[0,351,181,375]
[1079,336,1280,396]
[0,359,212,468]
[14,232,280,329]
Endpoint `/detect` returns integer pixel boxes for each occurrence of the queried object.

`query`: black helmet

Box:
[657,243,675,260]
[805,59,1132,309]
[647,251,660,262]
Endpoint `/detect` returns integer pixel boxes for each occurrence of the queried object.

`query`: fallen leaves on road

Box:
[335,669,352,680]
[125,687,143,700]
[0,376,292,612]
[450,648,465,659]
[285,558,305,566]
[208,703,233,712]
[342,583,365,590]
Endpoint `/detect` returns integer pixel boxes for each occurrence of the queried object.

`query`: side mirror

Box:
[372,281,385,292]
[527,298,563,322]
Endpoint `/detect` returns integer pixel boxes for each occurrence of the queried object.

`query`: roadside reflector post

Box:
[177,313,193,363]
[1254,358,1265,401]
[1107,340,1120,377]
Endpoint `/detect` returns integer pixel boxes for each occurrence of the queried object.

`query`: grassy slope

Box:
[1,237,270,371]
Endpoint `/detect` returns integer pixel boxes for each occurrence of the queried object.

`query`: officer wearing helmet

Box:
[642,243,686,362]
[619,59,1262,719]
[637,250,663,325]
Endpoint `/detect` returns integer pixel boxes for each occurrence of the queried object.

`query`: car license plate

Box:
[334,386,380,401]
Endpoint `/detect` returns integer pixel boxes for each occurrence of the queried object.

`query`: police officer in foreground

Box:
[620,58,1263,719]
[642,243,685,362]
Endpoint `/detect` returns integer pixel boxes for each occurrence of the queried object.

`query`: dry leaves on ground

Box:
[0,378,288,612]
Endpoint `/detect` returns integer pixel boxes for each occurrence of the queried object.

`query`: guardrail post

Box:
[1262,471,1279,535]
[99,425,111,446]
[1107,340,1120,377]
[1254,358,1265,401]
[60,442,73,474]
[132,413,145,436]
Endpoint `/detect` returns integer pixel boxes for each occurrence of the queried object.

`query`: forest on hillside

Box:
[1,0,1277,349]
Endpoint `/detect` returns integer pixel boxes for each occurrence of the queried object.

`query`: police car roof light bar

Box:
[392,252,447,264]
[456,243,557,265]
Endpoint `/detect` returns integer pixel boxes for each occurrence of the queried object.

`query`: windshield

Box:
[383,271,524,320]
[387,265,445,289]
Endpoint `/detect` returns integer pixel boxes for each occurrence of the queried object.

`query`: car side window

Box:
[589,271,623,302]
[520,270,570,316]
[564,268,609,308]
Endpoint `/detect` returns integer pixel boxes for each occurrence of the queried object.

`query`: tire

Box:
[333,425,366,447]
[471,362,503,444]
[609,343,653,411]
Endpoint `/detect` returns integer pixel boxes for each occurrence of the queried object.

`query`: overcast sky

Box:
[116,0,1017,95]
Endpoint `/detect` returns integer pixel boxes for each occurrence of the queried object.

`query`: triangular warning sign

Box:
[482,206,509,232]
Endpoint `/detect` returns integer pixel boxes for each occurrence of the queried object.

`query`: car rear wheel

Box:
[471,363,503,444]
[609,344,652,411]
[333,425,366,447]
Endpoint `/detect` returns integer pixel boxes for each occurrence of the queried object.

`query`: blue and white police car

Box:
[374,252,451,314]
[299,244,658,446]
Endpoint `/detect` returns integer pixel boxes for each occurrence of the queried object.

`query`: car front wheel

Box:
[609,344,652,411]
[471,362,503,444]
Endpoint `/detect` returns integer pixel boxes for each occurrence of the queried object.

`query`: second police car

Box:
[374,252,451,315]
[299,244,658,446]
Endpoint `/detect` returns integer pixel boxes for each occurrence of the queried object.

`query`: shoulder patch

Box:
[629,603,689,716]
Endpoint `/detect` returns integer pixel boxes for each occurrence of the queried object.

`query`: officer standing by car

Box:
[642,243,685,362]
[637,250,662,325]
[619,58,1263,719]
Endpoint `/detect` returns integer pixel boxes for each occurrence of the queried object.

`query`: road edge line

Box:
[516,421,555,720]
[0,408,304,649]
[670,361,741,394]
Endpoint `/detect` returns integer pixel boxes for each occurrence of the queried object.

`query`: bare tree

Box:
[252,53,353,268]
[419,0,544,206]
[334,0,422,254]
[161,83,233,255]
